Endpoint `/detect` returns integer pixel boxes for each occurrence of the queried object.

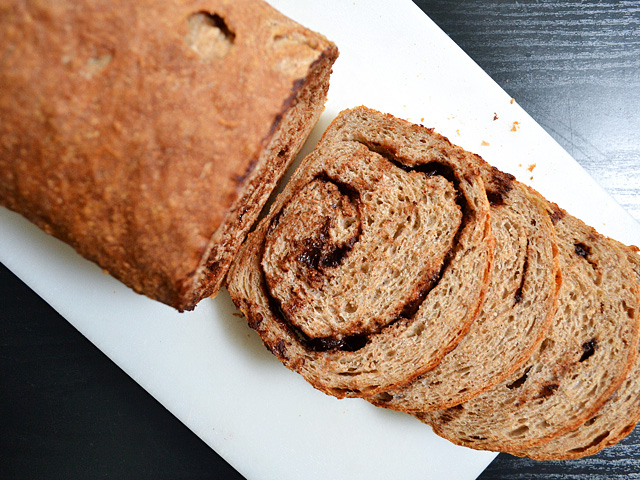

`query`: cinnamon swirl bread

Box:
[420,207,640,452]
[370,163,561,412]
[514,245,640,460]
[226,106,494,397]
[227,106,640,459]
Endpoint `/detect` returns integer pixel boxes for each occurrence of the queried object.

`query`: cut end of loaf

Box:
[174,39,339,312]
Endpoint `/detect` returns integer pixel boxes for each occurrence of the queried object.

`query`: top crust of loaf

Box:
[226,106,494,397]
[0,0,338,310]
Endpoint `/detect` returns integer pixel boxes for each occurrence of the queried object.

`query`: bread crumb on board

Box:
[481,140,490,146]
[528,163,536,172]
[511,121,520,132]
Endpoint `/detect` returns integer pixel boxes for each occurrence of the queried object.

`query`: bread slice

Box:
[0,0,338,310]
[515,244,640,460]
[226,106,494,397]
[369,163,561,411]
[419,207,640,451]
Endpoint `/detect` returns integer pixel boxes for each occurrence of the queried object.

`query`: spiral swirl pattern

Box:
[227,107,494,396]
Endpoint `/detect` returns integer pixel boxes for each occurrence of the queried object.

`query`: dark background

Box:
[2,1,639,479]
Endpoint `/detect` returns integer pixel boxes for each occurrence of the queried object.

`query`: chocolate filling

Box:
[548,205,565,225]
[514,241,530,305]
[296,218,359,270]
[574,241,599,271]
[506,366,532,390]
[397,272,440,320]
[486,167,515,206]
[574,242,591,258]
[538,383,560,399]
[293,173,362,272]
[579,338,597,362]
[306,334,369,352]
[261,142,470,353]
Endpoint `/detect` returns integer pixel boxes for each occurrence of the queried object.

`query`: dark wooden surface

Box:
[1,1,639,479]
[417,0,640,224]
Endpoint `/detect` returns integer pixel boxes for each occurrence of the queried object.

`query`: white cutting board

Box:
[2,1,640,479]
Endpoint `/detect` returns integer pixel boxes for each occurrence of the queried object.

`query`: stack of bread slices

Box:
[226,106,640,460]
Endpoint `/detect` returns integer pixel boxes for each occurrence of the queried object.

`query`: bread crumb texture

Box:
[227,107,640,461]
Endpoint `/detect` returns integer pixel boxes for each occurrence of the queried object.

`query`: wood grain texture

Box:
[415,0,640,221]
[413,0,640,478]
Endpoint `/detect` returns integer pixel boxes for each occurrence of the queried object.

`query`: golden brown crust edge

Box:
[420,207,640,453]
[0,0,338,310]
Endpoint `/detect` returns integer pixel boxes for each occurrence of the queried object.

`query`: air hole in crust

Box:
[568,432,611,453]
[186,12,235,60]
[509,425,530,438]
[375,392,393,403]
[84,54,113,78]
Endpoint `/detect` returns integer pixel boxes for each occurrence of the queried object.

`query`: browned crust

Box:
[0,0,338,310]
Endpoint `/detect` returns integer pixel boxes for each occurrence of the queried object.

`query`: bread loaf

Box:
[420,207,640,451]
[370,162,561,411]
[0,0,338,310]
[226,106,494,397]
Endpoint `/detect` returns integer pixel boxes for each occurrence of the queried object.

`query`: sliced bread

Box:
[515,244,640,459]
[226,106,494,397]
[369,163,561,411]
[419,207,640,451]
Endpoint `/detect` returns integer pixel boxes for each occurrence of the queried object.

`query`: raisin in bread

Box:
[226,106,494,397]
[0,0,338,310]
[419,207,640,451]
[370,163,561,411]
